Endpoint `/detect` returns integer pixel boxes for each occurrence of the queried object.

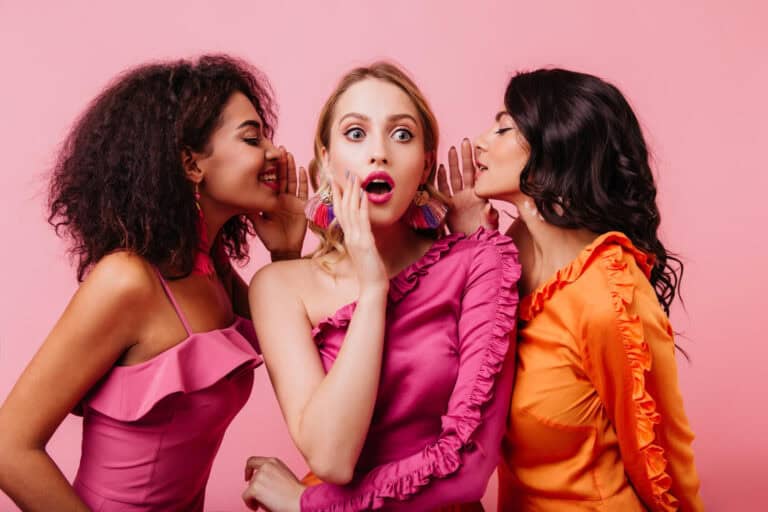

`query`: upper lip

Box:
[361,171,395,189]
[475,159,488,171]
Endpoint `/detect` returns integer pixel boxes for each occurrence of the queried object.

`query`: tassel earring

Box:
[304,188,336,229]
[405,185,448,230]
[193,183,216,276]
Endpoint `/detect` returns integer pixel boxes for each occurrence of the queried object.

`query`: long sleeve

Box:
[301,229,521,511]
[579,244,703,512]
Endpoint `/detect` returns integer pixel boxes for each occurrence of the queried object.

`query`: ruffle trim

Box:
[303,228,521,511]
[311,232,467,342]
[520,231,654,321]
[83,316,262,422]
[602,245,677,511]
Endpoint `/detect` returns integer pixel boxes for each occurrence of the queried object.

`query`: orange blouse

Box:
[498,232,702,511]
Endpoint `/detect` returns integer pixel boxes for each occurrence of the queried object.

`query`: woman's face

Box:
[322,78,430,227]
[473,108,530,202]
[194,92,281,214]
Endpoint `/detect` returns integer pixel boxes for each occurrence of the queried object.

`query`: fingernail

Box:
[344,169,350,178]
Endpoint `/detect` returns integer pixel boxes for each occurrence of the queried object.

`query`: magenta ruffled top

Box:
[72,270,262,512]
[302,228,521,511]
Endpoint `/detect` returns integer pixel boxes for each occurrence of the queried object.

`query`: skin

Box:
[0,92,308,511]
[244,78,437,511]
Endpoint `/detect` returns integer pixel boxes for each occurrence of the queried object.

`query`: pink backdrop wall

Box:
[1,1,766,510]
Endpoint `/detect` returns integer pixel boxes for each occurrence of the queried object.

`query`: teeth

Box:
[260,173,277,181]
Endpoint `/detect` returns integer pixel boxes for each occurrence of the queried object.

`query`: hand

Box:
[253,147,309,259]
[436,139,499,234]
[331,170,388,294]
[242,456,305,512]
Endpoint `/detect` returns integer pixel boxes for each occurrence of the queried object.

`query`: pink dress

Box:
[301,229,521,511]
[72,269,262,511]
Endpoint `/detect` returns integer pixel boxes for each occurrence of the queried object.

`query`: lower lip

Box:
[260,178,279,191]
[366,190,394,204]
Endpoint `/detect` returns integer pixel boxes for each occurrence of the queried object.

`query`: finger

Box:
[278,146,289,193]
[461,138,475,187]
[286,152,298,195]
[436,164,450,197]
[298,166,309,200]
[244,456,268,481]
[331,180,345,231]
[346,172,361,239]
[448,146,462,191]
[359,190,372,236]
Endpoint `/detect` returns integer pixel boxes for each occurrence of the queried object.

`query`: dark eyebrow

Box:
[495,111,511,123]
[237,120,263,131]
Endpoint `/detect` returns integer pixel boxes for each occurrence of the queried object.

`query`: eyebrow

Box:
[237,120,263,131]
[338,112,419,125]
[495,111,511,123]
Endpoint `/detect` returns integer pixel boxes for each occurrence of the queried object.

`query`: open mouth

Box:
[361,171,395,204]
[258,168,279,190]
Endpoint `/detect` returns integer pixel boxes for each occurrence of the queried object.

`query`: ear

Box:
[182,148,204,184]
[422,151,436,184]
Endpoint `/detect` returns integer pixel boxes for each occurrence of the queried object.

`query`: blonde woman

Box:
[243,63,521,511]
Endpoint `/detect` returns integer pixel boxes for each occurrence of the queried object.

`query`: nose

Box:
[264,140,280,161]
[369,134,389,166]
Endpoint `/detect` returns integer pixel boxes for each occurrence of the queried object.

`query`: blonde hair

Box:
[309,62,445,266]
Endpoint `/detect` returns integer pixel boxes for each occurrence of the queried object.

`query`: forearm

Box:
[297,288,387,479]
[0,448,89,512]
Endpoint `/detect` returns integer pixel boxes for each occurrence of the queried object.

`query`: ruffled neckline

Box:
[82,315,262,421]
[311,232,466,341]
[520,231,653,321]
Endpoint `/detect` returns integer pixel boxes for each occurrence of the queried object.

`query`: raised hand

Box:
[436,138,499,234]
[332,170,389,294]
[253,147,309,260]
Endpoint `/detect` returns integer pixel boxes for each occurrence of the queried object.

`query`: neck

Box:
[198,198,236,253]
[370,221,432,278]
[511,194,598,292]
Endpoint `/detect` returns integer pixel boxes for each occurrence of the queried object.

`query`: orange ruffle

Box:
[519,231,654,321]
[601,243,677,512]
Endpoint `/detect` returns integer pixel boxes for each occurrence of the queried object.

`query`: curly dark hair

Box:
[505,68,683,314]
[48,54,277,281]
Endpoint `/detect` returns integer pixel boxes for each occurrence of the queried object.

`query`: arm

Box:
[0,253,154,511]
[300,231,520,511]
[249,263,387,485]
[579,248,703,512]
[252,174,388,484]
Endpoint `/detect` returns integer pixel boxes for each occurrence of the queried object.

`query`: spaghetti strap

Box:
[154,267,193,336]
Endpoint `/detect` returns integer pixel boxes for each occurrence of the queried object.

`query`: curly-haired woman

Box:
[0,54,308,511]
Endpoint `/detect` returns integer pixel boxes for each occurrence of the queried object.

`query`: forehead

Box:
[334,78,419,122]
[220,92,262,127]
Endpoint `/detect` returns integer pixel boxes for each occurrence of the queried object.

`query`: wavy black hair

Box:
[506,68,682,314]
[48,54,276,281]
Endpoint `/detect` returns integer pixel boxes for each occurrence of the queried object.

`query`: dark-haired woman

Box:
[440,69,703,511]
[0,54,308,511]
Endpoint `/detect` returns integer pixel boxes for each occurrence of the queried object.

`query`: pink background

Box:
[1,1,766,510]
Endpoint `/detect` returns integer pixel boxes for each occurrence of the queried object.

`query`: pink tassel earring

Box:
[304,188,336,229]
[405,185,448,230]
[193,183,216,277]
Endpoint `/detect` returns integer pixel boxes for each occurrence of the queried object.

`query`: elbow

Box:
[306,454,355,485]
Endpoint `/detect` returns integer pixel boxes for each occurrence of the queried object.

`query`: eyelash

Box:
[244,138,261,146]
[495,127,514,135]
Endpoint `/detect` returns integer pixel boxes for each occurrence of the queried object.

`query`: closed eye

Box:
[244,137,262,146]
[495,127,514,135]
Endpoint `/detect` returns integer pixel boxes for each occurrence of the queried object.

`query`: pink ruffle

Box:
[83,316,262,422]
[304,228,520,511]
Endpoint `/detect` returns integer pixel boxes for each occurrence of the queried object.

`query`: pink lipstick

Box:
[361,171,395,204]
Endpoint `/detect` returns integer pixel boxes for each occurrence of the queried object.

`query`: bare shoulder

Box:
[250,258,314,292]
[79,251,158,311]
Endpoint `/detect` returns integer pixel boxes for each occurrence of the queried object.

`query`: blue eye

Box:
[345,128,365,140]
[393,128,413,142]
